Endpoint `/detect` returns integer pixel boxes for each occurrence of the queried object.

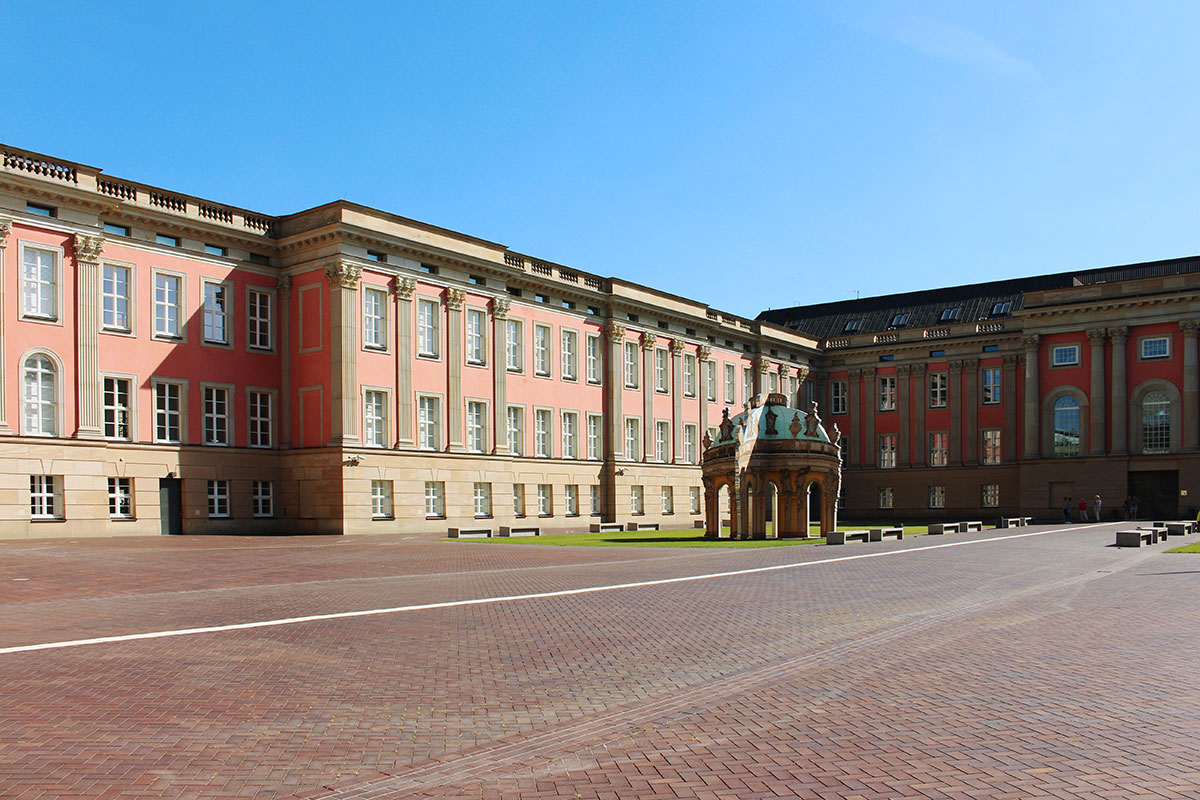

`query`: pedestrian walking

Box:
[1123,496,1131,520]
[1063,496,1072,523]
[1131,495,1140,519]
[1078,498,1088,521]
[1093,494,1102,521]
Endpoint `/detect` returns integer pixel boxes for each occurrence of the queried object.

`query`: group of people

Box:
[1060,494,1140,523]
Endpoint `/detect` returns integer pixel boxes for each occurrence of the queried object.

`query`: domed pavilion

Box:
[701,393,842,539]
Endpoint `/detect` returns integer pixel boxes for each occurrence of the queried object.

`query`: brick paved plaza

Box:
[2,524,1199,799]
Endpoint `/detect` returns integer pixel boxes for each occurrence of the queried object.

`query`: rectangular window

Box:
[417,299,439,357]
[586,334,602,384]
[108,477,133,519]
[29,475,60,519]
[930,432,949,467]
[878,376,897,411]
[879,434,897,468]
[364,390,388,447]
[205,244,226,256]
[363,288,387,350]
[654,348,669,392]
[104,222,130,237]
[102,264,131,331]
[587,414,602,460]
[742,367,753,405]
[982,367,1001,405]
[624,341,639,388]
[689,486,701,514]
[466,308,486,364]
[831,380,847,415]
[506,319,523,371]
[661,485,674,514]
[466,400,487,453]
[564,484,578,516]
[248,288,272,350]
[561,330,578,380]
[878,487,894,509]
[769,371,780,393]
[561,411,579,459]
[630,485,644,515]
[625,418,640,461]
[507,406,524,456]
[202,281,230,345]
[474,482,492,517]
[534,324,552,376]
[681,354,696,397]
[252,481,274,518]
[1141,336,1170,360]
[154,273,182,338]
[684,424,697,464]
[249,391,272,448]
[26,202,55,217]
[424,481,445,518]
[156,233,180,247]
[537,484,552,516]
[513,484,526,516]
[203,386,230,446]
[535,409,552,457]
[154,381,183,443]
[930,372,948,408]
[1051,344,1079,367]
[982,484,999,508]
[590,485,602,516]
[418,396,441,450]
[724,363,735,404]
[22,246,58,320]
[103,377,132,440]
[706,361,717,402]
[371,480,394,518]
[929,485,946,509]
[982,429,1002,464]
[207,480,230,518]
[655,420,669,462]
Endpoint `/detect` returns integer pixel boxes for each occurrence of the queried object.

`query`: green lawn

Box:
[1166,541,1200,554]
[466,523,934,548]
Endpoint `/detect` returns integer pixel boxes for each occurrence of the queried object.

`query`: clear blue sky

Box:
[4,1,1198,317]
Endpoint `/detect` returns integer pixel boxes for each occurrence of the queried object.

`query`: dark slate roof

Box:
[756,254,1200,340]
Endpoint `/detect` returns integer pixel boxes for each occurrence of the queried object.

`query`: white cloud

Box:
[890,18,1042,83]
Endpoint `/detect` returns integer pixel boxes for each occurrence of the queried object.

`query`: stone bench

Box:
[448,527,492,539]
[497,526,540,537]
[998,516,1034,528]
[625,522,659,531]
[961,520,983,532]
[869,526,904,542]
[1116,529,1154,548]
[826,529,870,546]
[1137,525,1168,544]
[928,522,961,535]
[1165,521,1198,536]
[589,523,624,533]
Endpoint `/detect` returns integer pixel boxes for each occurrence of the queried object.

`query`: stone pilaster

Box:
[964,358,978,465]
[670,338,684,462]
[492,296,511,455]
[445,287,466,452]
[0,220,10,433]
[73,234,105,439]
[897,364,910,467]
[795,365,810,409]
[1109,327,1127,455]
[1003,356,1018,462]
[605,322,626,460]
[640,331,656,461]
[1181,320,1199,452]
[278,275,292,448]
[846,368,861,468]
[912,363,927,465]
[863,367,876,468]
[948,360,963,464]
[697,345,712,437]
[326,261,361,445]
[1022,335,1040,458]
[392,277,417,449]
[1087,328,1108,455]
[755,355,770,397]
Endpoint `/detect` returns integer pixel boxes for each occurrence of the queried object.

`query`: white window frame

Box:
[507,405,524,457]
[248,389,274,449]
[586,334,602,384]
[371,479,394,519]
[724,363,735,404]
[20,242,62,323]
[561,410,579,459]
[466,399,488,453]
[655,348,669,392]
[1051,344,1080,367]
[689,486,701,514]
[624,417,641,461]
[153,379,186,444]
[102,374,134,441]
[682,354,696,397]
[879,433,897,468]
[537,484,553,516]
[684,424,697,464]
[705,361,717,402]
[29,475,61,520]
[878,487,894,509]
[982,428,1002,465]
[201,383,233,446]
[587,413,603,460]
[534,408,553,457]
[153,270,185,340]
[108,477,134,519]
[830,380,847,415]
[534,323,552,377]
[513,484,526,517]
[22,352,59,438]
[424,481,445,518]
[661,485,673,514]
[982,367,1001,405]
[590,484,602,516]
[363,388,389,447]
[929,432,949,467]
[655,420,670,463]
[207,480,230,518]
[982,483,1000,508]
[742,367,753,405]
[417,297,441,358]
[506,318,523,372]
[362,286,388,351]
[624,341,639,388]
[417,394,442,451]
[879,375,897,411]
[630,485,644,515]
[473,482,493,517]
[564,484,578,516]
[201,278,232,347]
[466,307,487,365]
[101,262,133,333]
[930,372,948,408]
[561,328,578,381]
[929,485,946,509]
[246,287,273,351]
[1140,335,1171,361]
[252,480,274,518]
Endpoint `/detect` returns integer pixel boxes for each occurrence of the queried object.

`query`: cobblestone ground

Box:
[1,523,1198,799]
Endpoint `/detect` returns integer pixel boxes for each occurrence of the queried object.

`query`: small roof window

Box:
[842,318,863,333]
[888,312,910,329]
[990,301,1013,317]
[940,307,960,322]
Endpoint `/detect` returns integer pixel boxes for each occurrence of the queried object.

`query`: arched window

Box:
[23,354,57,436]
[1053,396,1080,457]
[1142,390,1171,454]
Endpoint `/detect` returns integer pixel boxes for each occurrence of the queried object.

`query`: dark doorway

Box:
[1128,470,1178,520]
[159,478,183,535]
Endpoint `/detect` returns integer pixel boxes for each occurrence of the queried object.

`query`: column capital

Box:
[896,364,911,375]
[863,366,877,379]
[948,359,963,370]
[670,337,685,356]
[912,363,927,375]
[1022,334,1040,351]
[639,331,657,351]
[1002,355,1018,369]
[0,219,11,248]
[73,233,104,264]
[779,363,792,378]
[605,322,627,342]
[445,287,465,311]
[963,357,979,369]
[848,368,862,378]
[755,355,771,374]
[1086,327,1107,345]
[697,345,712,361]
[277,274,292,296]
[795,365,810,383]
[392,276,417,301]
[491,296,511,319]
[325,261,361,289]
[1180,319,1200,336]
[1109,326,1128,344]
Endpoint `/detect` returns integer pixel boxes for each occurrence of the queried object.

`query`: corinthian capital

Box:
[697,345,712,361]
[445,287,465,310]
[779,364,792,379]
[392,276,416,301]
[755,355,771,374]
[670,338,685,356]
[1086,327,1107,345]
[73,234,104,263]
[1180,319,1200,336]
[0,219,11,248]
[277,275,292,296]
[640,331,657,351]
[1108,326,1128,344]
[605,322,627,343]
[795,365,810,383]
[325,262,361,289]
[1021,334,1040,351]
[491,296,511,319]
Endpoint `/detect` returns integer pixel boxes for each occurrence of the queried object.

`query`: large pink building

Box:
[0,145,817,539]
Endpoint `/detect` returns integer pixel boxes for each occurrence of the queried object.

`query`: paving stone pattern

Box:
[1,525,1198,799]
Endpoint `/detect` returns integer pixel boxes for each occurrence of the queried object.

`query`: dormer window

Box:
[991,301,1013,317]
[940,307,960,322]
[888,312,910,329]
[843,318,863,334]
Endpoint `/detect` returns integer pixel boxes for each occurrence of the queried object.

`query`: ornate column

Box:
[605,322,626,460]
[1109,327,1127,456]
[1022,335,1040,458]
[846,368,861,467]
[326,261,361,445]
[1181,320,1199,452]
[74,234,104,439]
[755,355,770,398]
[1003,355,1018,462]
[0,220,11,434]
[948,360,963,464]
[897,364,911,467]
[278,275,292,449]
[964,358,979,465]
[796,365,810,410]
[1087,328,1108,456]
[863,367,876,467]
[670,338,684,462]
[491,296,511,455]
[445,287,466,452]
[697,345,712,437]
[640,331,656,461]
[392,277,416,449]
[912,363,927,465]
